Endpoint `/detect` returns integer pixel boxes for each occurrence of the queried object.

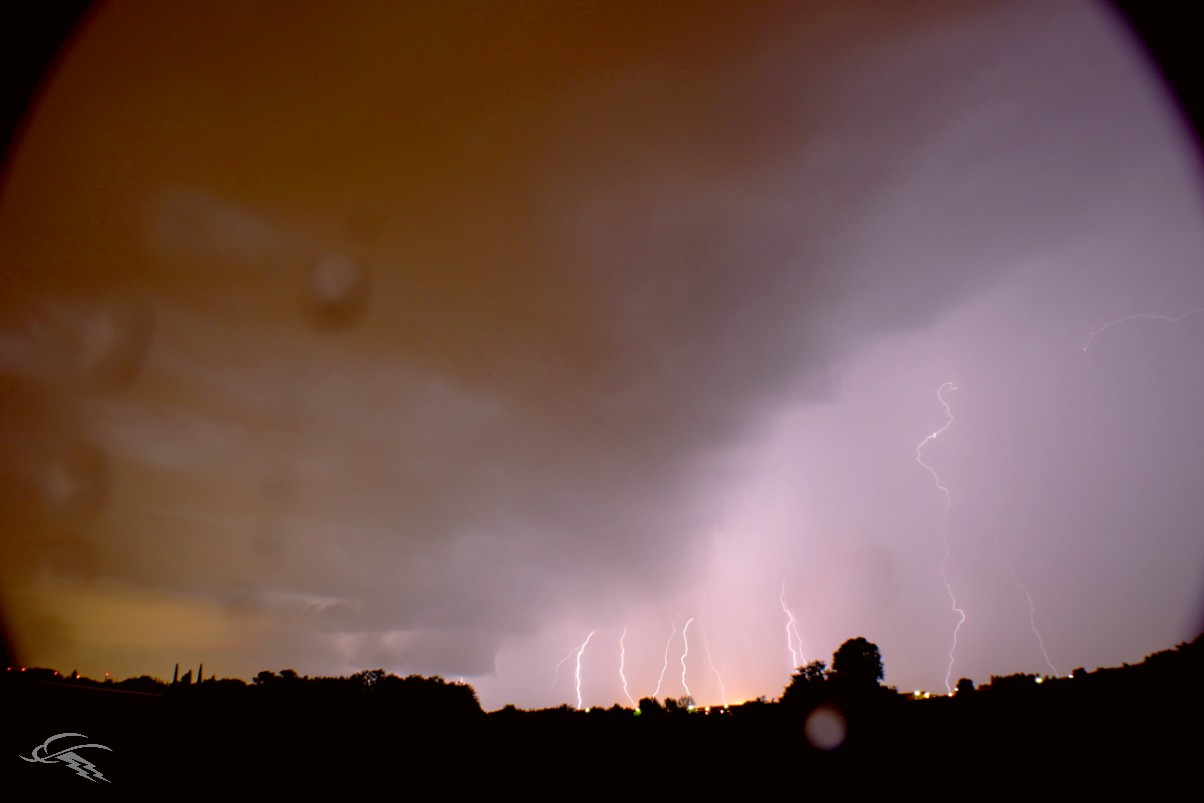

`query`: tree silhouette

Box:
[830,637,883,688]
[636,697,663,716]
[798,660,828,683]
[781,660,828,709]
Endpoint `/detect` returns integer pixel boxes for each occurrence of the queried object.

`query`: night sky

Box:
[2,0,1202,710]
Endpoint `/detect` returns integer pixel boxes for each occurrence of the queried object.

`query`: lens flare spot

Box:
[804,704,847,751]
[304,252,369,330]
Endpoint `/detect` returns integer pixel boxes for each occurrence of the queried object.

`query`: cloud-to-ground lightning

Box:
[544,647,577,704]
[915,381,965,694]
[652,616,679,699]
[679,617,695,702]
[573,630,595,710]
[1081,308,1204,353]
[991,540,1059,676]
[779,583,805,671]
[916,382,1060,689]
[618,625,636,708]
[699,624,728,708]
[544,631,594,706]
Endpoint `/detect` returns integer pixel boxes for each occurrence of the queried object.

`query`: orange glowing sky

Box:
[2,1,1203,708]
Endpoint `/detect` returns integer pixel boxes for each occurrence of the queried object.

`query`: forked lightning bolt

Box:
[545,631,594,706]
[915,381,965,694]
[545,645,578,704]
[779,583,805,671]
[916,382,1059,690]
[573,630,595,710]
[992,540,1059,676]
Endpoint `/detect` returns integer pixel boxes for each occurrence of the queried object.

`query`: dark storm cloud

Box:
[3,0,1198,699]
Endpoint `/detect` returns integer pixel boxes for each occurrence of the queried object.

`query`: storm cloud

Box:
[2,1,1202,707]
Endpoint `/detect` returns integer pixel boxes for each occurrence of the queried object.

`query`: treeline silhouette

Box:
[5,633,1200,790]
[12,631,1199,713]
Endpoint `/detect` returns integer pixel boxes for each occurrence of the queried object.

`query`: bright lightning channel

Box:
[915,381,964,695]
[916,383,1059,688]
[1082,308,1204,353]
[618,625,636,708]
[573,631,595,711]
[779,583,805,671]
[679,617,695,701]
[652,616,679,699]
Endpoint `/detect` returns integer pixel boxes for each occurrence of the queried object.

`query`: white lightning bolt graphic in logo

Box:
[21,732,112,783]
[915,381,965,694]
[652,615,679,699]
[1082,308,1204,353]
[618,625,636,708]
[779,583,805,671]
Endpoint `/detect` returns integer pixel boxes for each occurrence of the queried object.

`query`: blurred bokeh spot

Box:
[804,703,847,751]
[304,252,369,331]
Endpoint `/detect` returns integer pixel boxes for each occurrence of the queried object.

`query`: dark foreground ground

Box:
[5,650,1199,796]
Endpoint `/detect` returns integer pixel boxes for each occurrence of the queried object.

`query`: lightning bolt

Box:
[992,539,1059,676]
[915,381,965,694]
[779,583,805,670]
[916,383,1058,688]
[1082,307,1204,353]
[545,645,579,704]
[679,617,695,701]
[545,631,593,705]
[699,624,728,708]
[618,625,636,707]
[58,752,111,783]
[573,630,595,710]
[652,615,679,699]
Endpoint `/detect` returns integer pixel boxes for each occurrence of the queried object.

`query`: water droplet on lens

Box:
[304,252,369,330]
[41,443,110,519]
[77,300,155,390]
[804,704,847,751]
